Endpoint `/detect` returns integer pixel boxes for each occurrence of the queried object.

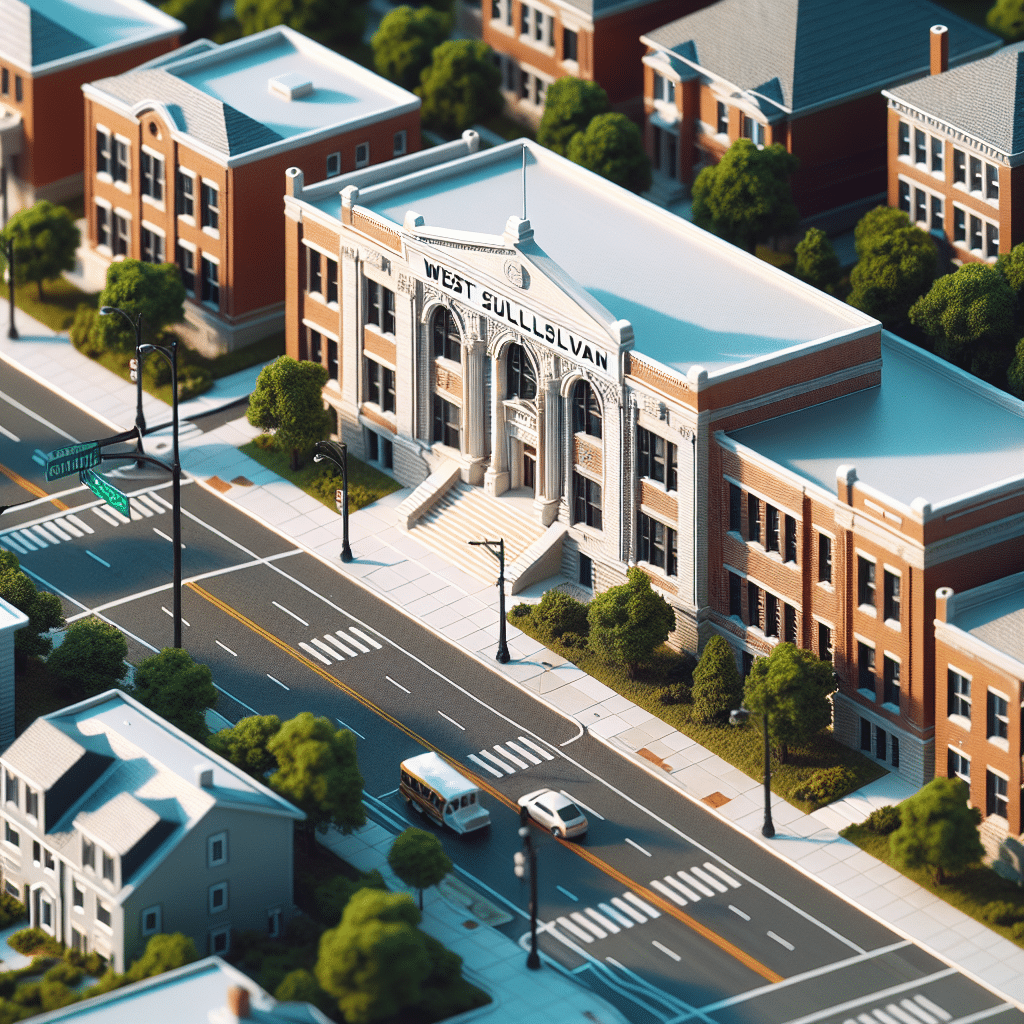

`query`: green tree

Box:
[847,222,937,328]
[692,140,800,253]
[794,227,841,292]
[997,241,1024,293]
[690,635,743,725]
[1008,336,1024,398]
[46,617,127,700]
[276,969,332,1013]
[248,356,332,471]
[96,259,186,353]
[387,828,453,910]
[268,713,366,841]
[132,648,218,741]
[124,933,198,982]
[890,777,984,884]
[909,262,1016,382]
[0,201,79,300]
[235,0,367,49]
[987,0,1024,40]
[0,551,64,670]
[417,40,503,136]
[207,714,281,777]
[853,206,912,258]
[316,889,431,1023]
[743,643,836,763]
[537,77,609,157]
[567,113,652,194]
[371,6,451,92]
[587,566,675,679]
[159,0,220,39]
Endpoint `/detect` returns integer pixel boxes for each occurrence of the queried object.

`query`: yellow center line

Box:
[188,581,783,984]
[0,463,69,511]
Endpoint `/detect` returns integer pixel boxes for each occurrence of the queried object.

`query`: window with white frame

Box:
[491,0,512,25]
[818,532,832,584]
[987,690,1009,742]
[25,788,37,819]
[141,151,164,202]
[882,655,900,708]
[176,171,195,219]
[177,243,195,295]
[39,894,53,931]
[210,926,230,955]
[563,27,577,62]
[969,155,982,192]
[948,668,971,720]
[209,882,228,914]
[883,569,901,624]
[948,747,970,783]
[953,147,966,184]
[113,212,130,257]
[141,226,164,264]
[914,127,926,165]
[817,621,833,662]
[96,128,112,176]
[326,151,340,177]
[653,73,675,105]
[364,357,396,413]
[857,555,876,609]
[113,137,129,183]
[953,204,966,244]
[142,905,161,935]
[4,772,17,806]
[857,640,875,694]
[393,130,407,157]
[201,181,219,232]
[637,513,676,576]
[898,121,909,158]
[201,256,219,306]
[742,115,764,146]
[3,821,18,848]
[986,162,999,200]
[930,135,943,174]
[96,900,111,927]
[355,142,369,168]
[987,770,1008,819]
[208,832,227,867]
[716,101,728,135]
[96,203,111,249]
[102,851,115,883]
[366,279,395,334]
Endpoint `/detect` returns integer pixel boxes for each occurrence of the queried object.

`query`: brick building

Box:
[82,27,420,355]
[482,0,713,125]
[935,574,1024,850]
[279,136,1024,790]
[638,0,999,218]
[884,36,1024,263]
[0,0,182,220]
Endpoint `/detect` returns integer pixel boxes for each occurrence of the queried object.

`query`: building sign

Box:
[422,258,616,377]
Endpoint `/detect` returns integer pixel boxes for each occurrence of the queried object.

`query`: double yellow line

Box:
[0,463,69,511]
[189,581,782,984]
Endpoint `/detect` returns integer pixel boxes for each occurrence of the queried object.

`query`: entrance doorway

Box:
[523,445,536,493]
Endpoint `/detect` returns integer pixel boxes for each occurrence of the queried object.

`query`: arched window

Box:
[431,308,461,363]
[571,380,602,438]
[506,343,537,400]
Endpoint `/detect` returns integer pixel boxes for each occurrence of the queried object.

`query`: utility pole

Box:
[514,805,541,969]
[468,537,509,663]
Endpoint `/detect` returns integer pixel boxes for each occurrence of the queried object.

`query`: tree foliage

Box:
[742,643,836,762]
[416,40,503,136]
[853,206,912,259]
[235,0,368,49]
[387,828,452,909]
[371,6,451,92]
[207,714,282,777]
[587,567,675,679]
[692,140,799,252]
[159,0,221,39]
[247,356,332,470]
[537,77,609,157]
[124,933,198,982]
[47,617,127,700]
[132,648,218,741]
[794,227,841,292]
[690,635,743,725]
[1008,336,1024,398]
[909,263,1016,382]
[889,777,984,884]
[0,551,64,667]
[96,259,186,352]
[567,112,652,194]
[268,713,366,837]
[1,201,79,301]
[987,0,1024,40]
[997,241,1024,293]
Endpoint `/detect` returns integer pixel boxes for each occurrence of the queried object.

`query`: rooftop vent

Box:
[195,765,214,789]
[269,72,313,100]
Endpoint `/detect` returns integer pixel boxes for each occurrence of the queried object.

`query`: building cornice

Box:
[934,619,1024,680]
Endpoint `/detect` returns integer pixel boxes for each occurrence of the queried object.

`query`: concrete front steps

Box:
[409,481,546,584]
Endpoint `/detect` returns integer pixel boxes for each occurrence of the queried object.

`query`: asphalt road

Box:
[1,365,1020,1024]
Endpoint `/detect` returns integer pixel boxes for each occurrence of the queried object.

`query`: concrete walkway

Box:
[3,297,1024,1012]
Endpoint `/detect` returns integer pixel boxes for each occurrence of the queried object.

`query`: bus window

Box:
[460,796,469,808]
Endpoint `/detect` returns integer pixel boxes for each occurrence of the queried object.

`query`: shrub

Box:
[1013,921,1024,942]
[314,871,387,924]
[791,766,857,806]
[559,631,587,650]
[42,963,83,987]
[0,894,25,930]
[64,950,105,976]
[69,305,102,356]
[690,635,743,725]
[533,589,589,642]
[981,900,1024,926]
[865,805,901,835]
[509,603,531,619]
[39,980,78,1012]
[8,929,62,957]
[11,982,39,1008]
[309,469,377,513]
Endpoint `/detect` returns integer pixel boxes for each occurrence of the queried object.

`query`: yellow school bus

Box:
[400,752,491,833]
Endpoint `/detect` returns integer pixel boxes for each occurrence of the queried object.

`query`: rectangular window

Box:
[970,214,982,252]
[177,172,194,218]
[328,339,338,381]
[96,128,111,176]
[986,162,999,200]
[747,494,760,543]
[520,70,532,101]
[83,839,95,869]
[26,789,36,819]
[563,28,577,62]
[765,505,779,553]
[914,187,926,224]
[970,155,982,192]
[784,604,797,644]
[891,736,900,769]
[728,484,742,533]
[4,773,17,805]
[875,725,887,761]
[210,927,230,955]
[141,228,164,264]
[784,516,797,563]
[209,882,228,914]
[520,2,528,32]
[858,641,876,693]
[391,130,407,156]
[637,513,676,576]
[953,148,966,183]
[432,395,460,449]
[948,748,970,784]
[742,116,764,145]
[716,101,728,135]
[860,717,871,751]
[818,622,832,662]
[898,179,910,213]
[948,669,971,719]
[747,582,761,629]
[728,571,742,617]
[914,128,926,165]
[818,533,832,583]
[987,770,1009,819]
[534,9,544,42]
[637,428,675,488]
[14,76,21,103]
[366,280,395,333]
[326,151,340,177]
[142,906,161,935]
[44,849,54,872]
[32,841,40,864]
[573,473,603,530]
[201,258,219,306]
[101,852,114,882]
[355,142,369,168]
[73,882,84,909]
[141,152,164,201]
[883,656,900,708]
[0,68,7,95]
[898,121,910,157]
[96,204,110,249]
[764,592,779,638]
[113,139,129,183]
[578,553,592,589]
[930,194,943,232]
[987,221,999,259]
[326,257,338,304]
[365,358,396,413]
[113,213,129,257]
[70,928,85,953]
[930,135,943,173]
[201,183,219,231]
[97,901,111,927]
[40,897,52,929]
[953,206,966,243]
[987,691,1009,740]
[858,557,876,608]
[884,571,900,623]
[177,244,195,294]
[308,327,322,364]
[308,248,322,295]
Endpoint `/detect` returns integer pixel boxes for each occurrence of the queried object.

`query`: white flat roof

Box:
[729,333,1024,509]
[323,141,872,376]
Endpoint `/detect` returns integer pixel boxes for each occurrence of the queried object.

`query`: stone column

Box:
[465,333,487,485]
[534,378,561,526]
[484,350,509,496]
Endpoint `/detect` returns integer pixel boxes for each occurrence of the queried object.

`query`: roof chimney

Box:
[930,25,948,76]
[226,986,250,1020]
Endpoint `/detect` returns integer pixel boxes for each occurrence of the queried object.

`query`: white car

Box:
[519,789,589,839]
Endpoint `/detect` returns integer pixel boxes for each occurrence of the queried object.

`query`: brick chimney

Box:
[930,25,948,75]
[226,986,250,1020]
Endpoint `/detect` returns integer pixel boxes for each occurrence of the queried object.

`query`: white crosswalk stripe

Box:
[598,902,633,928]
[506,740,540,764]
[664,876,698,903]
[324,634,358,657]
[92,506,120,527]
[467,754,502,778]
[651,880,686,907]
[64,514,94,534]
[13,531,40,550]
[38,521,71,542]
[464,736,552,777]
[298,642,331,665]
[350,627,382,649]
[622,892,660,918]
[27,526,52,547]
[584,908,619,934]
[692,865,728,893]
[295,626,383,664]
[1,534,30,553]
[477,749,515,774]
[493,744,528,769]
[678,869,715,897]
[555,916,592,943]
[340,630,370,653]
[549,889,660,948]
[885,1005,925,1024]
[516,736,554,760]
[702,862,741,889]
[570,912,606,939]
[912,997,950,1022]
[611,897,647,924]
[311,638,342,661]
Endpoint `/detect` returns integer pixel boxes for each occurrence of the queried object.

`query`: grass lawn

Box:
[240,436,402,512]
[3,274,98,333]
[480,114,535,141]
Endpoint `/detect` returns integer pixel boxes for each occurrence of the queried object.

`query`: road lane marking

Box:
[215,640,238,657]
[64,514,93,534]
[680,869,715,897]
[517,736,554,760]
[556,885,578,902]
[325,633,359,657]
[153,528,184,547]
[56,518,83,538]
[478,749,514,773]
[729,905,750,921]
[468,754,502,778]
[350,626,382,649]
[336,718,365,740]
[651,880,686,906]
[621,892,660,919]
[704,863,741,889]
[506,740,540,764]
[268,675,289,691]
[273,601,309,626]
[556,916,592,943]
[663,876,696,903]
[298,642,331,665]
[27,527,50,546]
[611,897,648,923]
[161,607,190,626]
[135,493,166,514]
[571,912,606,939]
[0,462,69,511]
[598,902,632,928]
[86,550,110,567]
[494,744,528,769]
[585,908,619,934]
[886,1005,921,1024]
[38,521,71,542]
[341,630,370,652]
[92,506,119,527]
[0,425,19,442]
[693,865,729,893]
[438,711,465,731]
[563,792,604,820]
[913,996,951,1022]
[652,941,681,962]
[1,535,29,553]
[311,638,342,660]
[625,837,651,856]
[387,676,410,693]
[133,500,154,518]
[768,931,794,951]
[0,389,78,442]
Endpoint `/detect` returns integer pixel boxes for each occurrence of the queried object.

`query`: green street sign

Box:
[80,469,130,519]
[44,442,101,482]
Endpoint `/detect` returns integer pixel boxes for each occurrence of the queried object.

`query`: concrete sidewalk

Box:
[3,297,1024,1012]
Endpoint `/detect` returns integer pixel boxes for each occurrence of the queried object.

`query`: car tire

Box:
[550,826,560,837]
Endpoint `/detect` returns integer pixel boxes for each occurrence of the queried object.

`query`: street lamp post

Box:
[514,806,541,970]
[468,537,509,663]
[730,706,775,838]
[313,440,352,562]
[99,305,182,649]
[4,237,17,340]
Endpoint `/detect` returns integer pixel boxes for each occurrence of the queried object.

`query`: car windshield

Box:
[559,802,583,822]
